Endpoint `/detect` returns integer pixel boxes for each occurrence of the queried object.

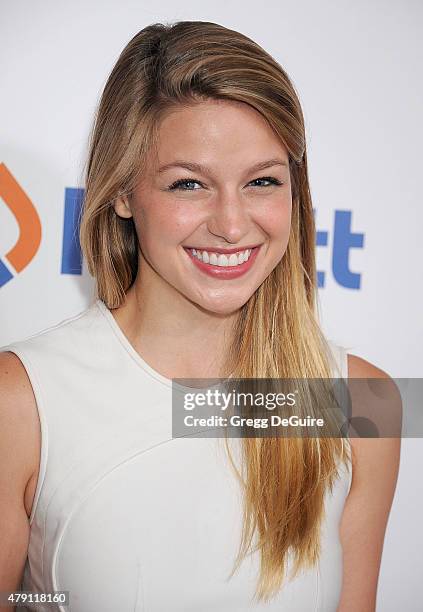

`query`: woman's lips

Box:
[183,245,261,279]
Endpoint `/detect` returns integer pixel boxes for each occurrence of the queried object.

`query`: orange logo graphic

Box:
[0,163,42,286]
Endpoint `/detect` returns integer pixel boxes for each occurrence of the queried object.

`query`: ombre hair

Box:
[79,20,351,603]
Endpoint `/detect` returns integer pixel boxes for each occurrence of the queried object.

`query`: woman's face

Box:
[114,98,292,315]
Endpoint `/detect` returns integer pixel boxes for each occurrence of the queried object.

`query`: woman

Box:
[0,20,400,612]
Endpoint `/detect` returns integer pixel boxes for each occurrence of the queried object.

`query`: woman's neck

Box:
[109,277,239,380]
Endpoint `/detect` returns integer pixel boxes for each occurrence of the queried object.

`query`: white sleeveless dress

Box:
[1,300,352,612]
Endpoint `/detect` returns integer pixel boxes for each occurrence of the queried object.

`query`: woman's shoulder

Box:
[346,352,391,379]
[326,340,395,382]
[0,350,39,432]
[0,301,100,354]
[0,303,101,522]
[0,303,106,385]
[346,352,402,436]
[339,352,401,606]
[344,351,401,504]
[0,351,41,520]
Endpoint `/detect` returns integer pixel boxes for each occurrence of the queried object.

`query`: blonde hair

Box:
[80,20,351,602]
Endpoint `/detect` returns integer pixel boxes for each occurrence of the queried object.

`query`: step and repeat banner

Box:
[1,1,422,610]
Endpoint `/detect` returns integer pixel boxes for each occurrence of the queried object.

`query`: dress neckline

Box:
[95,298,232,394]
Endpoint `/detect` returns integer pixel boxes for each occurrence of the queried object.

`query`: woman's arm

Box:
[337,354,401,612]
[0,352,39,612]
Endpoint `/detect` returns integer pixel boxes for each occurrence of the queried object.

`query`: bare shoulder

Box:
[0,350,42,593]
[346,352,401,483]
[347,352,402,440]
[0,351,41,517]
[337,353,401,610]
[347,352,390,378]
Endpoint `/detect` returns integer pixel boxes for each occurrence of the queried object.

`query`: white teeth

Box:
[190,248,253,267]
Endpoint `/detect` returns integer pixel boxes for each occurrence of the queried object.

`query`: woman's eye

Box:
[167,176,283,191]
[248,176,283,187]
[168,179,203,191]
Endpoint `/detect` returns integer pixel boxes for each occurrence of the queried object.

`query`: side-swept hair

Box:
[80,20,350,602]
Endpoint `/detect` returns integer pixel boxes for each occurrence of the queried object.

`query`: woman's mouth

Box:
[182,245,262,279]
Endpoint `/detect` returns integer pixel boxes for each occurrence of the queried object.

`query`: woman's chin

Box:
[191,294,252,316]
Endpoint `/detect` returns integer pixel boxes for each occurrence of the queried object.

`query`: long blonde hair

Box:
[79,20,351,602]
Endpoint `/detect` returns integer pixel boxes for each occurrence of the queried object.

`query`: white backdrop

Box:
[1,1,422,609]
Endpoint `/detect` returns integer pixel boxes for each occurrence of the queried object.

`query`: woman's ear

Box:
[113,194,133,219]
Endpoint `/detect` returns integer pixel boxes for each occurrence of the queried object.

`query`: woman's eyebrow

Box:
[157,158,288,175]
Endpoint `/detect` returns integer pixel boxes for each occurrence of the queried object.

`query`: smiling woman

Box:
[111,99,292,309]
[0,19,399,612]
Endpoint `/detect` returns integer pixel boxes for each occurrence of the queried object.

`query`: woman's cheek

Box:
[257,199,291,236]
[153,200,205,236]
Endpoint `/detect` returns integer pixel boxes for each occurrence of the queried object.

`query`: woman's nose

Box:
[206,194,251,244]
